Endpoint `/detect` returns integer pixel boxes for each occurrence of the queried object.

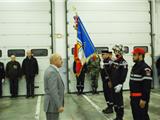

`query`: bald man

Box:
[44,53,64,120]
[22,50,38,98]
[6,55,21,97]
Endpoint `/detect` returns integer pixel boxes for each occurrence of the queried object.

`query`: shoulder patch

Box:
[144,68,151,76]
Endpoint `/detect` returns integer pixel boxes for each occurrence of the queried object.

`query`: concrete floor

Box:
[0,90,160,120]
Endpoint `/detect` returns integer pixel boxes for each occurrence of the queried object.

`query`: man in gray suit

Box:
[44,53,64,120]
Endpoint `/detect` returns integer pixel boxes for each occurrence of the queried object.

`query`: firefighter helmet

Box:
[112,44,124,55]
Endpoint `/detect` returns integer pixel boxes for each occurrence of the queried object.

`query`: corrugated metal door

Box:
[0,0,52,96]
[67,0,152,92]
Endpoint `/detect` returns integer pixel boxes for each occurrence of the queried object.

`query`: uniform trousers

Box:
[131,97,150,120]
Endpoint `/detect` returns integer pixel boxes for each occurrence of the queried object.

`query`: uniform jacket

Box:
[44,65,64,113]
[22,56,38,77]
[6,61,21,79]
[110,57,128,87]
[87,56,100,74]
[100,58,112,81]
[0,62,5,79]
[130,61,152,102]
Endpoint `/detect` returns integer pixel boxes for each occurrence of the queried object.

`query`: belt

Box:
[130,93,142,97]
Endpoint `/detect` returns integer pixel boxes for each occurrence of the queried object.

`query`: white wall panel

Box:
[68,11,150,22]
[0,12,50,23]
[68,22,150,33]
[68,34,151,45]
[67,1,149,11]
[0,2,50,11]
[155,1,160,55]
[0,23,50,35]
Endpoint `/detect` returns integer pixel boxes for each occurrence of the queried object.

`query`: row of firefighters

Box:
[73,44,152,120]
[0,50,38,98]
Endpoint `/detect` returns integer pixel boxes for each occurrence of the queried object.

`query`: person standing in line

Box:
[130,48,152,120]
[87,53,100,94]
[73,57,87,95]
[44,53,64,120]
[0,61,5,98]
[6,55,21,98]
[100,49,114,114]
[110,44,128,120]
[22,50,38,98]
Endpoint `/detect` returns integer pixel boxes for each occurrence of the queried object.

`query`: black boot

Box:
[102,103,113,114]
[102,106,113,114]
[92,88,95,94]
[113,107,123,120]
[95,89,99,94]
[77,89,81,95]
[80,89,84,94]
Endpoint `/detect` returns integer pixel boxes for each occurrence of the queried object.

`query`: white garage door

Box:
[67,0,152,92]
[0,0,52,96]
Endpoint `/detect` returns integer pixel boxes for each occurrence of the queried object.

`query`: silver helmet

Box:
[112,44,124,55]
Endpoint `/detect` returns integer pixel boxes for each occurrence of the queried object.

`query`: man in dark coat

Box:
[22,50,38,98]
[6,55,21,97]
[0,61,5,98]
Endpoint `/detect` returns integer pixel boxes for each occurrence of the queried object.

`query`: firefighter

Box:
[0,61,5,98]
[100,49,114,114]
[73,58,87,95]
[22,50,38,98]
[130,48,152,120]
[87,53,100,94]
[6,55,21,97]
[110,44,128,120]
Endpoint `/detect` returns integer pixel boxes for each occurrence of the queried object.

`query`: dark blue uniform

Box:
[130,61,152,120]
[100,58,113,108]
[73,61,87,94]
[110,57,128,120]
[0,62,5,97]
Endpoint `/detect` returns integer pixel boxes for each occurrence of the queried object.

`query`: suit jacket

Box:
[44,65,64,113]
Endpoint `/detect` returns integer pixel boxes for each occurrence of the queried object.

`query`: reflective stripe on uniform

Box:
[111,61,128,66]
[130,76,152,81]
[130,74,142,78]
